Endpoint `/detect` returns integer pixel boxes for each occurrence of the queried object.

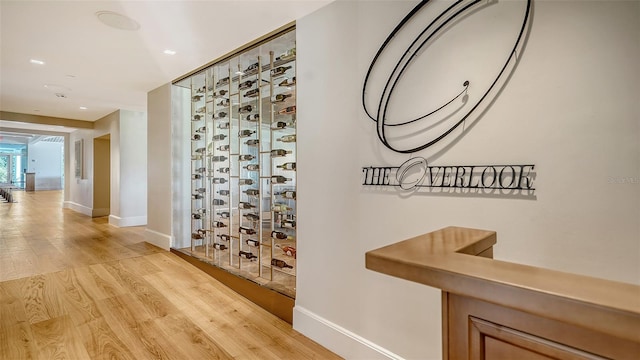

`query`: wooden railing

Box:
[365,227,640,359]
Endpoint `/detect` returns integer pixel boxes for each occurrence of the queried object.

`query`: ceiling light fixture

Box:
[95,11,140,31]
[163,49,176,55]
[30,59,45,65]
[79,106,88,110]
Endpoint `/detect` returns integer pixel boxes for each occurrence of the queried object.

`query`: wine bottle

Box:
[238,178,254,186]
[271,66,292,77]
[192,94,204,102]
[195,106,206,114]
[192,114,203,122]
[217,122,230,129]
[239,154,255,161]
[191,193,204,199]
[238,105,252,113]
[271,176,291,184]
[245,113,260,121]
[271,230,290,240]
[216,77,229,87]
[213,90,227,97]
[276,244,297,258]
[271,258,293,269]
[192,232,204,240]
[245,139,259,146]
[278,190,296,199]
[191,174,202,180]
[217,211,230,219]
[278,106,296,115]
[213,243,228,250]
[272,203,292,212]
[195,126,207,133]
[217,144,230,151]
[212,221,227,228]
[212,134,227,141]
[277,162,296,171]
[218,167,230,174]
[277,135,296,143]
[243,188,259,196]
[243,213,260,222]
[194,147,206,153]
[217,189,230,196]
[218,233,231,241]
[271,149,292,157]
[191,134,202,141]
[239,250,257,260]
[272,121,293,130]
[217,98,230,107]
[239,227,256,235]
[273,93,292,103]
[194,167,206,173]
[239,80,256,90]
[212,199,225,206]
[191,213,202,220]
[245,238,260,247]
[244,89,259,98]
[278,77,296,87]
[238,202,255,209]
[212,178,227,184]
[245,62,259,73]
[211,156,228,162]
[281,219,296,228]
[191,154,203,161]
[238,129,255,138]
[195,187,206,193]
[276,48,296,61]
[244,164,259,171]
[215,111,228,119]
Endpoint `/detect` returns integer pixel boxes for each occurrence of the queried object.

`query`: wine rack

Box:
[180,29,297,299]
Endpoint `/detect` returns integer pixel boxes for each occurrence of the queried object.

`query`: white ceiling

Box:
[0,0,332,127]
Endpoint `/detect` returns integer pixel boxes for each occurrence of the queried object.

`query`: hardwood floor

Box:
[0,190,341,360]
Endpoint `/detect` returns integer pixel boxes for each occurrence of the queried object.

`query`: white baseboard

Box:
[109,215,147,227]
[92,207,110,217]
[63,201,92,216]
[144,228,172,250]
[293,306,404,360]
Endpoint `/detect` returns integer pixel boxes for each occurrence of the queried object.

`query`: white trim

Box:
[293,306,405,360]
[144,228,172,250]
[63,201,92,216]
[92,207,110,217]
[109,215,147,227]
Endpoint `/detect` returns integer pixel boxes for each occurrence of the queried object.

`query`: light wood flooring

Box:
[0,190,340,360]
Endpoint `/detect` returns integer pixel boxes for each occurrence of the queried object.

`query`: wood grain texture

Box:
[1,190,340,360]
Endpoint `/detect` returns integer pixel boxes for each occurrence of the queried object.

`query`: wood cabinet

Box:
[366,227,640,359]
[25,172,35,191]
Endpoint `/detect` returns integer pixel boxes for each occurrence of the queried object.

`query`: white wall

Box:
[66,129,96,215]
[66,109,148,226]
[146,83,173,249]
[111,110,147,227]
[27,141,63,190]
[295,1,640,359]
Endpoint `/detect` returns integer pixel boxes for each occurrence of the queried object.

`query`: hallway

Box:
[0,190,340,359]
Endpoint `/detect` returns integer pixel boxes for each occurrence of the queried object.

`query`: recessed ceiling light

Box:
[95,11,140,31]
[44,84,71,92]
[30,59,45,65]
[79,106,88,110]
[163,49,176,55]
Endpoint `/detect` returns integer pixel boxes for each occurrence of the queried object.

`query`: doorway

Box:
[93,135,110,217]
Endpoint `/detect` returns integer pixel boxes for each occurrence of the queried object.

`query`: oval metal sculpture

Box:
[362,0,532,154]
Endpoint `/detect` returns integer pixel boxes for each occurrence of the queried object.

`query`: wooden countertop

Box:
[365,226,640,343]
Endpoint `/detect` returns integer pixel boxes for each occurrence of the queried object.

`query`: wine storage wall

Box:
[177,29,297,299]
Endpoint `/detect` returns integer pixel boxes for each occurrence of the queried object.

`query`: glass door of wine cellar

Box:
[172,27,297,299]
